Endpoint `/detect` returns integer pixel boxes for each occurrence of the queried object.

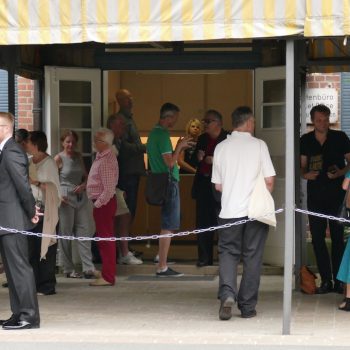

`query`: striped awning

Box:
[2,1,350,46]
[304,0,350,37]
[0,0,306,45]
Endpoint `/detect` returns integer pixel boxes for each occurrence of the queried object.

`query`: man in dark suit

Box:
[0,112,40,330]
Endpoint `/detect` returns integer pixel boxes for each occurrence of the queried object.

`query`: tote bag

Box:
[247,142,276,227]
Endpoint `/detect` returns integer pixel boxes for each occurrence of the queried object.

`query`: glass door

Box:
[44,67,101,169]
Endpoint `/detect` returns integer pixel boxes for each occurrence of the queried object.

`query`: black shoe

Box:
[241,309,257,318]
[338,297,350,311]
[156,267,184,278]
[334,281,344,294]
[2,320,40,330]
[0,314,18,326]
[196,261,208,267]
[316,280,333,294]
[37,290,56,296]
[219,297,235,320]
[2,282,8,288]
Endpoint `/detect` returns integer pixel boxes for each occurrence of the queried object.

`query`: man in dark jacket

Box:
[0,112,40,330]
[192,110,229,267]
[115,89,146,220]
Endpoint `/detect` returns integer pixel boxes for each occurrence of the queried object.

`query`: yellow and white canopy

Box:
[0,0,349,45]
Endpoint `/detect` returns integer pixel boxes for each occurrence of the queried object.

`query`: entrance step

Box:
[117,262,283,276]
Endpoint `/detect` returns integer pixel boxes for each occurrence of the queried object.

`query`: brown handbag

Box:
[299,265,317,294]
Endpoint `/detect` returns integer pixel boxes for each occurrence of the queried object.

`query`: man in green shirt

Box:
[147,103,193,277]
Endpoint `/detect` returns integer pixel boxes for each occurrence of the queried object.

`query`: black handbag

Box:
[145,172,171,206]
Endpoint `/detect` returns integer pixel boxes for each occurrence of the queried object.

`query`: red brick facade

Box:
[306,73,341,129]
[17,76,34,130]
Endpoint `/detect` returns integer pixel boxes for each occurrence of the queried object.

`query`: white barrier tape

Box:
[295,207,350,225]
[0,208,284,242]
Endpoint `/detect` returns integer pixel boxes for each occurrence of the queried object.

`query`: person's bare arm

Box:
[264,176,275,193]
[215,183,222,192]
[162,137,194,169]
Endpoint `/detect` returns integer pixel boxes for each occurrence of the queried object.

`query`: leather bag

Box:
[145,172,170,206]
[247,141,276,227]
[299,265,317,294]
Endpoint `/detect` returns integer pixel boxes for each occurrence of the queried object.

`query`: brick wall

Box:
[17,76,34,131]
[306,73,341,130]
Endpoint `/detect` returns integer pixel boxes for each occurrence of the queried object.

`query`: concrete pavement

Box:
[0,272,349,348]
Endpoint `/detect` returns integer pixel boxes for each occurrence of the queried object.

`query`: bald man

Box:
[115,89,146,220]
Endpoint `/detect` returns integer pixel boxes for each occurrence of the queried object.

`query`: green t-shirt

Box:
[146,124,179,181]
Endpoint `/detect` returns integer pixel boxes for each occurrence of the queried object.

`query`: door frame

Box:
[44,66,101,157]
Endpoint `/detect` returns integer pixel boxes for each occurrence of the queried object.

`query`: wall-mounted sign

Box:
[305,88,338,123]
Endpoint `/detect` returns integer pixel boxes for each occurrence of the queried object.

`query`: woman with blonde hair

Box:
[178,118,202,174]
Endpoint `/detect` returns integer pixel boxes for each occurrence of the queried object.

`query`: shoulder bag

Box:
[145,171,171,206]
[299,265,317,294]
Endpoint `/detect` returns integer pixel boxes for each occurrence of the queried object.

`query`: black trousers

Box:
[28,221,57,295]
[195,176,220,265]
[307,188,345,282]
[0,233,40,324]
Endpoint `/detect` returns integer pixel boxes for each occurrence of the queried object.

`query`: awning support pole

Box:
[283,39,296,335]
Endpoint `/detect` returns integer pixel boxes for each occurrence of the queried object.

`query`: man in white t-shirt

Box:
[212,106,276,320]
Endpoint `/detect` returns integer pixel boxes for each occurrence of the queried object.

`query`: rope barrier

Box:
[294,207,350,225]
[0,208,285,242]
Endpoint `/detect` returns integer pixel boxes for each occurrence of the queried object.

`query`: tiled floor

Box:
[0,272,349,347]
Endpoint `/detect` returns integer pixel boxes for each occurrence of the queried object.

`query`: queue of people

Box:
[2,97,350,331]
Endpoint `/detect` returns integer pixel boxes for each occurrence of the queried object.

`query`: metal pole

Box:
[282,39,295,335]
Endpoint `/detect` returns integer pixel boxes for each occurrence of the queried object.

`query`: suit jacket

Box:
[0,137,36,235]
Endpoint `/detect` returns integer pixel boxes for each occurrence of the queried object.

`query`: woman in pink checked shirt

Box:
[87,128,118,286]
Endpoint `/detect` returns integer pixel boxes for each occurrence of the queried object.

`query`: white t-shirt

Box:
[212,131,276,219]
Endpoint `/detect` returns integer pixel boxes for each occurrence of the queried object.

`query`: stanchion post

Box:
[283,39,296,335]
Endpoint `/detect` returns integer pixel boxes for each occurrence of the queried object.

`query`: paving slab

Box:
[0,274,348,348]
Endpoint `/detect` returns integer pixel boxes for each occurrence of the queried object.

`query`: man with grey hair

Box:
[87,128,119,286]
[212,106,276,320]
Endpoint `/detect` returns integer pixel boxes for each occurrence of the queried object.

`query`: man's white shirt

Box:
[212,131,276,219]
[0,135,12,152]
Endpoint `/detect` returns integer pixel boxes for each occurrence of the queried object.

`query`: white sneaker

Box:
[119,252,143,265]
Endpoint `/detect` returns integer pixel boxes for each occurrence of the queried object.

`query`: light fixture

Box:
[343,36,348,46]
